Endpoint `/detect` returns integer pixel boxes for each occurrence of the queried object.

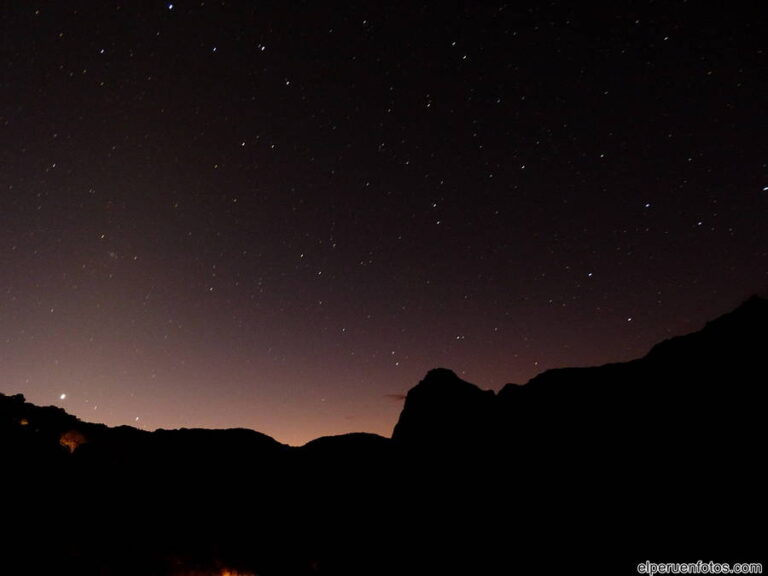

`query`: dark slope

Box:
[1,393,293,576]
[389,297,765,566]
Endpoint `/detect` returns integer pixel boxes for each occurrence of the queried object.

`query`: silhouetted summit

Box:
[391,368,495,446]
[1,297,764,575]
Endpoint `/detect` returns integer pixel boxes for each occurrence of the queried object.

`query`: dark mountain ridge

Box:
[1,297,765,575]
[395,295,765,444]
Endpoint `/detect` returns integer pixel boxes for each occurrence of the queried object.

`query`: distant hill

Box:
[1,297,765,575]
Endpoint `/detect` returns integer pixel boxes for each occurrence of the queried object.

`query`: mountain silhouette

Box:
[1,297,764,575]
[391,367,496,448]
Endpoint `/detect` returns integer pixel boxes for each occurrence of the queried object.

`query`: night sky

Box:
[1,1,765,445]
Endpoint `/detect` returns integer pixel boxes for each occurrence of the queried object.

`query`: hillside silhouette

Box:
[1,297,764,575]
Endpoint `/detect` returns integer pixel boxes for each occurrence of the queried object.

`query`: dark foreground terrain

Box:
[2,297,765,575]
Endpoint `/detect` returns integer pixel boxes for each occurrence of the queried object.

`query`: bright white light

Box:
[60,393,67,400]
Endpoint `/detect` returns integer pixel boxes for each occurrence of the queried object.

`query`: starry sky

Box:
[1,1,766,445]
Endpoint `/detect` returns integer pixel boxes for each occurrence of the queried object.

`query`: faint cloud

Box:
[385,393,407,402]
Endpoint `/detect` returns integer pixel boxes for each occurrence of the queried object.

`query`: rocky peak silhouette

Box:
[391,368,496,447]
